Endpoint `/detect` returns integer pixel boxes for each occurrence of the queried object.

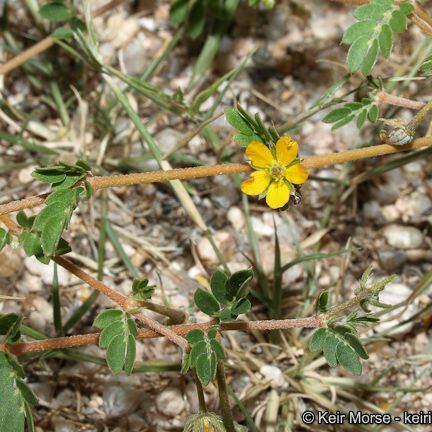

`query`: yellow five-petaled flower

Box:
[241,136,308,209]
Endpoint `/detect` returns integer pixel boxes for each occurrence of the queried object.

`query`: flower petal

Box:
[241,170,271,196]
[245,141,273,168]
[265,181,290,209]
[276,136,298,166]
[285,164,308,184]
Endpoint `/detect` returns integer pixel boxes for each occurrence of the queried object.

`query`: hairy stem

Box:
[376,92,425,110]
[1,137,432,216]
[1,214,189,350]
[0,317,324,355]
[55,257,189,350]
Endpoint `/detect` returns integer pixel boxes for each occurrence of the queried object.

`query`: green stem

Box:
[193,370,207,413]
[216,360,236,432]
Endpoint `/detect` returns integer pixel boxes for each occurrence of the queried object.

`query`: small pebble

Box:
[156,387,185,417]
[383,225,423,249]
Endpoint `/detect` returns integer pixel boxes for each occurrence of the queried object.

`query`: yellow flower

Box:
[240,136,308,209]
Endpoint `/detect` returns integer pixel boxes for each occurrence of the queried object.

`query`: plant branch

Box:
[0,0,126,76]
[139,300,187,325]
[376,91,425,110]
[54,256,129,307]
[1,214,189,350]
[0,317,324,355]
[54,256,189,350]
[1,137,431,216]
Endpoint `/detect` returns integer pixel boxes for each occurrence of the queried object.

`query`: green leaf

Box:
[343,333,369,360]
[132,278,155,301]
[226,269,253,300]
[31,170,66,184]
[95,311,137,374]
[76,160,91,171]
[16,212,33,229]
[0,313,22,343]
[52,27,74,40]
[342,20,374,44]
[208,328,217,339]
[309,328,327,352]
[354,4,386,21]
[53,238,71,256]
[194,289,220,316]
[170,0,189,24]
[196,352,216,386]
[189,1,205,39]
[210,339,225,360]
[323,108,351,124]
[84,181,93,199]
[40,214,67,256]
[399,2,414,15]
[39,2,71,22]
[323,332,338,367]
[190,340,208,365]
[356,109,368,128]
[94,309,123,329]
[0,353,25,432]
[390,10,407,32]
[23,403,34,432]
[219,308,234,322]
[344,102,363,111]
[368,104,379,122]
[186,329,205,344]
[45,188,76,208]
[99,321,123,348]
[106,334,127,374]
[225,108,254,135]
[347,36,370,72]
[336,343,362,375]
[333,325,354,336]
[316,291,331,313]
[379,24,392,58]
[233,133,263,146]
[210,270,229,304]
[231,298,251,315]
[181,352,191,373]
[420,57,432,76]
[331,113,356,130]
[0,228,10,251]
[52,174,84,190]
[127,318,138,337]
[16,380,38,406]
[33,203,67,233]
[361,39,379,74]
[0,314,20,335]
[19,232,42,257]
[123,334,136,374]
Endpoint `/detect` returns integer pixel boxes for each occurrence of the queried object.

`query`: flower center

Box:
[269,162,286,181]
